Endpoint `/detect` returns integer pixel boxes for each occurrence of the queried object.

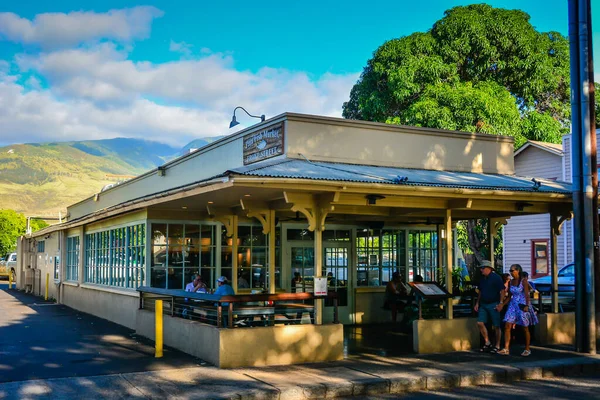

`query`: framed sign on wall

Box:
[243,123,284,165]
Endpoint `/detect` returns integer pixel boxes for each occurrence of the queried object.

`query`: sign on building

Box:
[243,123,284,165]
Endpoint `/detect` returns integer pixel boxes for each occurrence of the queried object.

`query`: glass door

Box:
[323,244,352,324]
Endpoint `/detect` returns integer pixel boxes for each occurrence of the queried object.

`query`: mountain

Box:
[0,137,220,218]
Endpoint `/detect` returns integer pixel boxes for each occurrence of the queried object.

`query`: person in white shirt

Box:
[185,274,207,293]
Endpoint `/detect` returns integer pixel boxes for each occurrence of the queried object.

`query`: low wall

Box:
[62,284,139,329]
[354,288,391,324]
[536,312,575,345]
[136,310,344,368]
[413,317,479,354]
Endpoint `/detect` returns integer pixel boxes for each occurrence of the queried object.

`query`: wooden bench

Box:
[273,303,315,324]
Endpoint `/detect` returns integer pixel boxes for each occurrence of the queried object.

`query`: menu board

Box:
[409,282,451,299]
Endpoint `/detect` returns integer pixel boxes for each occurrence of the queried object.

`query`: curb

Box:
[262,357,600,399]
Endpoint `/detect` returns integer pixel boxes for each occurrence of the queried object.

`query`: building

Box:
[14,113,573,364]
[503,140,571,277]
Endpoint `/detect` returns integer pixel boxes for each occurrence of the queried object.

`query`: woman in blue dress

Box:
[496,264,538,356]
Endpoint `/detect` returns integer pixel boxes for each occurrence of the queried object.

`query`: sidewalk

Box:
[1,282,599,399]
[1,343,599,399]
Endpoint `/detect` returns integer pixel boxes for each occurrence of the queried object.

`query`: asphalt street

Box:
[0,282,202,383]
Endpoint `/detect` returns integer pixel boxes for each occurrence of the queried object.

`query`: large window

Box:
[356,229,406,286]
[531,240,548,277]
[408,230,438,282]
[66,236,79,281]
[235,225,281,290]
[85,223,146,288]
[151,223,216,290]
[37,241,45,253]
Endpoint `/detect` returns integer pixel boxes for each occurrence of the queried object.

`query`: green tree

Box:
[343,4,571,266]
[343,4,571,144]
[0,210,48,257]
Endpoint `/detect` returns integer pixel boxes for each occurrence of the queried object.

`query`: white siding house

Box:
[503,141,567,276]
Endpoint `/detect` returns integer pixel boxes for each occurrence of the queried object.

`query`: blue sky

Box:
[0,1,597,146]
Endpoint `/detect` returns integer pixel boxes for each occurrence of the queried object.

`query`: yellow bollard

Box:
[45,273,49,301]
[155,299,163,358]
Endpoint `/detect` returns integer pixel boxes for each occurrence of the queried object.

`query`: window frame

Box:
[531,239,549,277]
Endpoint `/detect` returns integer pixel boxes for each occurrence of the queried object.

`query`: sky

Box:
[0,1,598,147]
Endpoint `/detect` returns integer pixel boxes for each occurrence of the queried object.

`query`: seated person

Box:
[215,276,235,296]
[291,272,303,292]
[327,271,336,287]
[238,272,250,289]
[384,271,408,322]
[185,274,208,293]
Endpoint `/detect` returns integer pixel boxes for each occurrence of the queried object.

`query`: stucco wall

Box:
[136,310,343,368]
[536,312,575,345]
[413,317,479,353]
[285,117,514,174]
[354,289,391,324]
[62,284,139,329]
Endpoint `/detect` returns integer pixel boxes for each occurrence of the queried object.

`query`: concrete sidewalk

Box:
[1,346,599,399]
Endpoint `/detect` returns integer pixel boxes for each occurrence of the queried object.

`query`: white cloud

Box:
[169,40,193,57]
[17,45,359,118]
[0,62,359,147]
[0,7,163,49]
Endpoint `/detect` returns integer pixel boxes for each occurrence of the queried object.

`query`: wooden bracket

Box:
[206,205,237,237]
[552,212,572,236]
[284,192,338,232]
[240,199,272,234]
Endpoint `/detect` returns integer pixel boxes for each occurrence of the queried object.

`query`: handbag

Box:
[518,303,529,311]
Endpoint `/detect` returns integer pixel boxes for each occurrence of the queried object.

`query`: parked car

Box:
[0,253,17,281]
[530,263,575,295]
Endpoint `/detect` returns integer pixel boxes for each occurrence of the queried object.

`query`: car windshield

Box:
[558,264,574,277]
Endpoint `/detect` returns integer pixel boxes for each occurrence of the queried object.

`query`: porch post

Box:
[550,215,559,313]
[489,219,496,271]
[445,209,453,319]
[268,210,276,294]
[314,213,323,325]
[231,215,239,293]
[437,224,443,283]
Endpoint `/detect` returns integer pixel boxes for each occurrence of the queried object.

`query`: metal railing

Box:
[137,286,338,328]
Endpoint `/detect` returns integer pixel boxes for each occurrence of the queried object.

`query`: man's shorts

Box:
[477,302,501,327]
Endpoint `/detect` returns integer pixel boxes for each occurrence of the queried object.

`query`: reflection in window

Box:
[408,230,438,282]
[356,229,407,287]
[235,225,281,290]
[150,223,216,290]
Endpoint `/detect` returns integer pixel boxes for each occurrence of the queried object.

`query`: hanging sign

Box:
[243,123,284,165]
[314,277,328,297]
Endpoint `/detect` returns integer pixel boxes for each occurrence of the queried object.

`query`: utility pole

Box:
[569,0,597,354]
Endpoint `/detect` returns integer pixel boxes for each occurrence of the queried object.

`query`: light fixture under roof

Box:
[208,201,214,204]
[244,194,251,197]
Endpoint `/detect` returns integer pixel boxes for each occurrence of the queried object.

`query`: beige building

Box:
[15,113,573,365]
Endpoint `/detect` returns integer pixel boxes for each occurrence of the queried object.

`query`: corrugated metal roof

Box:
[229,159,572,194]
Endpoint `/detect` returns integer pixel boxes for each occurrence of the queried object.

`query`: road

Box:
[0,282,202,383]
[354,375,600,399]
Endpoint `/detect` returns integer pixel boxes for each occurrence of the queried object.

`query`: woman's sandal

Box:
[479,343,493,352]
[521,350,531,357]
[490,347,499,354]
[497,348,510,355]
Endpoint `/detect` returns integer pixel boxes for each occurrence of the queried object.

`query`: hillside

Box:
[0,136,220,218]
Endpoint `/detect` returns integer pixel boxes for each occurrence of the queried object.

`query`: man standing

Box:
[474,260,505,353]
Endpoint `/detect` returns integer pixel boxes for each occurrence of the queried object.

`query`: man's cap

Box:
[217,276,228,283]
[479,260,493,269]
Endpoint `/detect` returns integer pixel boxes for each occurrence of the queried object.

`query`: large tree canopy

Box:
[343,4,570,145]
[0,210,48,257]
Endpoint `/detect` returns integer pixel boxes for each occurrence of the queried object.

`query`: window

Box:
[151,223,216,290]
[235,225,281,290]
[85,223,146,288]
[408,230,438,282]
[37,241,45,253]
[531,240,549,276]
[356,229,406,286]
[66,236,79,281]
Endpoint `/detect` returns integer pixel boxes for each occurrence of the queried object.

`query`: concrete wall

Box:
[413,318,480,354]
[354,289,391,324]
[62,284,139,329]
[535,312,575,345]
[286,117,514,174]
[136,310,344,368]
